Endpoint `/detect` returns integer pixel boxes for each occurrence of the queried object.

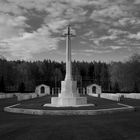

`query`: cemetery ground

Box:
[0,96,140,140]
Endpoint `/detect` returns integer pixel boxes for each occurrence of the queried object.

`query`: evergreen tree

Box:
[53,68,63,87]
[113,81,120,93]
[18,82,25,93]
[100,64,110,92]
[0,76,5,92]
[133,82,139,93]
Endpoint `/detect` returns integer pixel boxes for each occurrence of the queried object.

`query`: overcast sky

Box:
[0,0,140,62]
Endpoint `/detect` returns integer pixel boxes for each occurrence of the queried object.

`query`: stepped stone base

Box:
[44,96,93,107]
[44,79,94,107]
[44,96,94,107]
[44,97,88,107]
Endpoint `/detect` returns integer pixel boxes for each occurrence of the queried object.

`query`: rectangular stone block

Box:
[59,80,79,97]
[51,97,87,107]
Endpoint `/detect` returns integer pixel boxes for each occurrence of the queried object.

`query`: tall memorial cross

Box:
[44,25,91,107]
[62,25,75,81]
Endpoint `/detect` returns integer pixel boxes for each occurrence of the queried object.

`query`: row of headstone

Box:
[51,87,87,95]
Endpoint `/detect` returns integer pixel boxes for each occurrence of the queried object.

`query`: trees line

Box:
[0,54,140,93]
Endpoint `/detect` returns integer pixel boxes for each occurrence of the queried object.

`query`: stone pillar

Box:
[83,88,85,95]
[51,88,54,95]
[58,88,61,94]
[65,25,72,81]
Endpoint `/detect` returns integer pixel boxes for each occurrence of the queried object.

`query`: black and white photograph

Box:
[0,0,140,140]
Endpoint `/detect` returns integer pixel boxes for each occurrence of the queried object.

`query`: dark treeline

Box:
[0,54,140,93]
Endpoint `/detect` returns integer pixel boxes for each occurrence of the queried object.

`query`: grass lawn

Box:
[15,95,124,110]
[0,97,140,140]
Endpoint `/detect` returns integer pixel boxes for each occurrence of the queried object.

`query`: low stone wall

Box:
[118,93,140,99]
[100,93,122,101]
[93,93,140,101]
[0,93,37,101]
[88,93,121,101]
[102,93,120,101]
[16,93,37,101]
[4,103,134,115]
[88,93,100,97]
[0,92,48,101]
[0,93,15,99]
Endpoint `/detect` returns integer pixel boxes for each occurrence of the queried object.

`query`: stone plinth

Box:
[44,97,87,107]
[59,80,79,98]
[43,80,92,107]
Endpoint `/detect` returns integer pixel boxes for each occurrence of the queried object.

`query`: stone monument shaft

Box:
[65,25,73,81]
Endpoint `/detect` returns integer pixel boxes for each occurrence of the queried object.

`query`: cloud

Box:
[109,46,124,50]
[134,0,140,4]
[0,14,28,40]
[115,39,129,45]
[0,26,59,60]
[108,29,128,35]
[127,32,140,40]
[99,35,117,41]
[46,18,68,33]
[90,5,128,20]
[0,0,139,62]
[84,31,94,37]
[118,17,140,26]
[45,2,67,18]
[7,0,49,11]
[8,0,88,23]
[0,0,88,60]
[72,48,112,56]
[0,0,25,15]
[7,0,88,14]
[80,41,87,44]
[8,0,107,10]
[64,7,88,22]
[83,49,112,54]
[44,7,87,33]
[89,34,118,46]
[88,28,129,46]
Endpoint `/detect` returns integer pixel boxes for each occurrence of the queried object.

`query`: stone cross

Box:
[43,25,90,107]
[63,25,75,81]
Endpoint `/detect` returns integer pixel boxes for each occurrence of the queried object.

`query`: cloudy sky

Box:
[0,0,140,62]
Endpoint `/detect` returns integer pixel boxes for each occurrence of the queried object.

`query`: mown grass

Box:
[15,95,123,110]
[0,96,140,140]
